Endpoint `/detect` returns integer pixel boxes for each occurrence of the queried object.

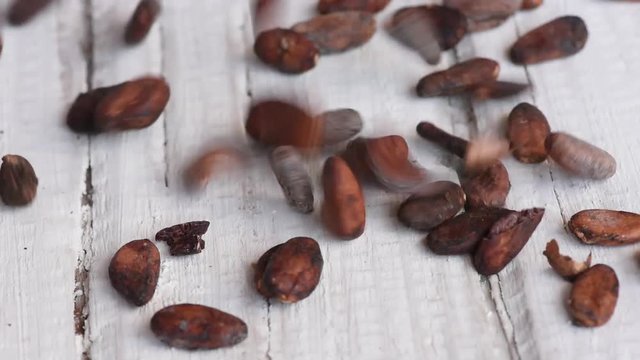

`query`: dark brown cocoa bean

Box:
[473,208,544,275]
[184,147,246,191]
[444,0,520,32]
[246,100,321,148]
[510,16,588,65]
[397,181,465,231]
[292,12,376,54]
[7,0,53,26]
[545,132,616,180]
[507,102,551,163]
[416,58,500,97]
[568,210,640,246]
[521,0,543,10]
[0,155,38,206]
[470,81,529,100]
[124,0,161,45]
[568,264,619,327]
[427,208,513,255]
[66,87,113,133]
[543,239,591,281]
[254,28,319,74]
[315,108,363,145]
[254,237,323,303]
[416,121,468,158]
[151,304,248,350]
[364,135,429,192]
[155,221,210,256]
[317,0,390,14]
[322,156,366,239]
[340,138,377,183]
[269,146,314,214]
[108,239,160,306]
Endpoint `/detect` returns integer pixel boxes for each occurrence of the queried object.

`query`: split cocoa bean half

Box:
[543,239,591,281]
[155,221,210,256]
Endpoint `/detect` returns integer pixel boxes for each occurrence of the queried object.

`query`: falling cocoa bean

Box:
[155,221,210,256]
[269,146,314,214]
[66,87,113,133]
[108,239,160,306]
[416,121,467,158]
[545,132,616,180]
[444,0,520,32]
[254,28,319,74]
[568,264,618,327]
[292,12,376,54]
[124,0,161,45]
[0,155,38,206]
[315,108,363,145]
[397,181,465,231]
[7,0,53,26]
[184,147,246,191]
[521,0,543,10]
[321,156,366,239]
[568,209,640,246]
[543,239,591,281]
[470,81,529,100]
[416,58,500,97]
[507,102,551,163]
[464,137,510,173]
[317,0,390,14]
[246,100,321,148]
[364,135,429,192]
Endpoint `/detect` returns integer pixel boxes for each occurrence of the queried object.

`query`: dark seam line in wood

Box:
[160,0,169,188]
[496,275,523,360]
[482,277,514,358]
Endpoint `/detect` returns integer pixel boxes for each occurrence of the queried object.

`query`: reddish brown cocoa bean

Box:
[364,135,429,192]
[470,81,529,100]
[254,28,319,74]
[321,156,366,239]
[7,0,53,26]
[340,138,377,183]
[184,147,246,191]
[155,221,210,256]
[545,132,616,180]
[416,58,500,97]
[543,239,591,281]
[473,208,545,275]
[427,208,514,255]
[510,16,588,65]
[245,100,321,148]
[125,0,161,45]
[151,304,248,350]
[416,121,468,158]
[568,210,640,246]
[444,0,520,32]
[521,0,543,10]
[0,155,38,206]
[254,237,324,303]
[66,87,114,133]
[317,0,390,14]
[397,181,465,231]
[507,102,551,163]
[108,239,160,306]
[568,264,619,327]
[269,146,314,214]
[315,108,363,145]
[292,12,376,54]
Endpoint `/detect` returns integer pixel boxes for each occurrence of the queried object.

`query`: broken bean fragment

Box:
[545,132,616,180]
[292,12,376,54]
[108,239,160,306]
[568,209,640,246]
[397,181,465,231]
[155,221,210,256]
[416,58,500,97]
[0,154,38,206]
[124,0,161,45]
[507,102,551,163]
[568,264,619,327]
[543,239,591,281]
[321,156,366,239]
[254,28,319,74]
[269,146,314,214]
[317,0,390,14]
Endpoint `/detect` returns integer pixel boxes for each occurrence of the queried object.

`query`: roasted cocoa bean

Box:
[108,239,160,306]
[254,237,324,303]
[292,12,376,54]
[254,28,319,74]
[444,0,520,32]
[364,135,429,192]
[568,209,640,246]
[269,146,314,214]
[0,155,38,206]
[340,138,377,183]
[184,147,246,190]
[427,208,513,255]
[7,0,53,26]
[507,102,551,163]
[246,100,321,148]
[321,156,366,239]
[397,181,465,231]
[66,87,113,133]
[543,239,591,281]
[317,0,390,14]
[470,81,529,100]
[521,0,543,10]
[315,108,363,145]
[416,121,468,158]
[473,208,544,275]
[568,264,619,327]
[155,221,210,256]
[510,16,588,65]
[416,58,500,97]
[545,132,616,180]
[151,304,248,350]
[125,0,161,45]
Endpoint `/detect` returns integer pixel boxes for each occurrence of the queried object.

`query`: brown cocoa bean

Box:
[254,28,319,74]
[521,0,543,10]
[416,58,500,97]
[246,100,321,148]
[568,210,640,246]
[124,0,161,45]
[545,132,616,180]
[269,146,314,214]
[155,221,210,256]
[364,135,429,192]
[321,156,366,239]
[543,239,591,281]
[340,138,377,183]
[254,237,324,303]
[510,16,588,65]
[108,239,160,306]
[0,155,38,206]
[317,0,390,14]
[397,181,465,231]
[568,264,618,327]
[464,137,510,173]
[292,12,376,54]
[151,304,248,350]
[7,0,53,26]
[427,208,513,255]
[470,81,529,100]
[184,147,246,190]
[473,208,544,275]
[66,87,113,133]
[507,102,551,163]
[416,121,468,158]
[444,0,520,32]
[315,108,363,145]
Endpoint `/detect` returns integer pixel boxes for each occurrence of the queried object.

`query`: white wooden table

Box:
[2,0,640,359]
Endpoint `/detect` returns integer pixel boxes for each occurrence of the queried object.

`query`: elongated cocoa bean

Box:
[397,181,465,231]
[507,102,551,163]
[124,0,161,45]
[471,81,529,100]
[416,58,500,97]
[568,264,618,327]
[416,121,468,158]
[315,108,363,145]
[317,0,390,14]
[546,132,616,180]
[292,12,376,54]
[246,100,321,148]
[269,146,314,214]
[444,0,520,32]
[568,209,640,246]
[322,156,366,239]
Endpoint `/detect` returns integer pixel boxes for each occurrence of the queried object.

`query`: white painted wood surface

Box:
[1,0,640,359]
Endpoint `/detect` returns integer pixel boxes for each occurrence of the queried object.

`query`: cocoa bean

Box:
[269,146,314,214]
[245,100,321,148]
[254,28,319,74]
[7,0,53,26]
[568,209,640,246]
[416,58,500,97]
[124,0,161,45]
[292,12,376,54]
[108,239,160,306]
[568,264,619,327]
[317,0,390,14]
[507,102,551,163]
[444,0,520,32]
[321,156,366,239]
[0,154,38,206]
[545,132,616,180]
[397,181,465,231]
[364,135,429,192]
[315,108,363,145]
[184,147,246,190]
[521,0,543,10]
[470,81,529,100]
[543,239,591,281]
[155,221,210,256]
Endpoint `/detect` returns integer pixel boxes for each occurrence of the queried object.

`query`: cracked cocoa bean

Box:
[108,239,160,306]
[0,155,38,206]
[397,181,465,231]
[521,0,543,10]
[545,132,616,180]
[151,304,248,350]
[470,81,529,100]
[315,108,363,145]
[416,58,500,97]
[246,100,320,148]
[444,0,520,32]
[507,102,551,163]
[473,208,545,275]
[322,156,366,239]
[510,16,588,65]
[269,146,314,214]
[568,264,618,327]
[543,239,591,281]
[292,11,376,54]
[155,221,210,255]
[568,209,640,246]
[254,237,323,303]
[184,147,246,190]
[124,0,161,45]
[7,0,53,26]
[254,28,319,74]
[317,0,390,14]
